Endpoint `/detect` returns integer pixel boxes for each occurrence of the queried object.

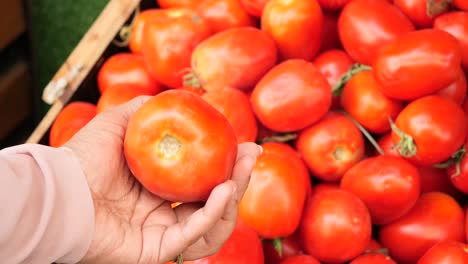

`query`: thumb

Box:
[98,95,152,126]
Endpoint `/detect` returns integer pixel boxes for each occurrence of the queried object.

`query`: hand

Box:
[65,96,261,264]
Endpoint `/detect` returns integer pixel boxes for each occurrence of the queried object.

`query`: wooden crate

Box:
[27,0,157,145]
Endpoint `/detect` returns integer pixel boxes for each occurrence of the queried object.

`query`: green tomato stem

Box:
[388,117,417,158]
[272,238,283,258]
[341,111,384,156]
[332,64,372,97]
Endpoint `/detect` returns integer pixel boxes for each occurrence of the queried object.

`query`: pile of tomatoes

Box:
[49,0,468,263]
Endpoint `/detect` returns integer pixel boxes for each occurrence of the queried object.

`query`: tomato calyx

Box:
[271,238,283,257]
[388,117,417,158]
[426,0,451,17]
[434,145,466,178]
[257,133,297,144]
[159,135,182,158]
[332,64,372,97]
[182,69,207,93]
[341,111,384,155]
[112,6,141,47]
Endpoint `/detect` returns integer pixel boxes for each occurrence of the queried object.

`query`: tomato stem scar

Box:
[159,135,182,158]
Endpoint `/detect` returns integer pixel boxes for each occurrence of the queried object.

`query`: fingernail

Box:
[257,144,263,154]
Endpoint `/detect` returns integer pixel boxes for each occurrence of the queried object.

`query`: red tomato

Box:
[392,95,467,166]
[157,0,201,9]
[313,49,354,88]
[49,102,97,148]
[366,239,383,252]
[373,29,462,100]
[240,0,269,17]
[319,0,351,10]
[310,183,340,197]
[142,9,212,89]
[191,27,277,92]
[434,12,468,72]
[436,67,467,105]
[394,0,450,28]
[281,255,321,264]
[448,142,468,194]
[185,219,264,264]
[239,142,309,239]
[341,71,403,133]
[129,9,164,54]
[338,0,415,65]
[202,86,258,143]
[350,253,397,264]
[251,59,331,132]
[417,241,468,264]
[300,189,372,263]
[296,112,365,182]
[97,53,162,94]
[263,235,303,264]
[341,156,421,225]
[378,133,401,157]
[124,90,238,202]
[379,192,465,264]
[453,0,468,11]
[196,0,256,33]
[321,11,341,51]
[97,84,157,114]
[419,166,463,198]
[261,0,323,61]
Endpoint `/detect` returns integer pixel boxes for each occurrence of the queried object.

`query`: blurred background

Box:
[0,0,108,148]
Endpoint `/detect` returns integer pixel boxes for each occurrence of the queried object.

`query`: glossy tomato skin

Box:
[142,9,212,89]
[350,253,397,264]
[313,49,354,88]
[338,0,415,65]
[240,0,269,17]
[417,241,468,264]
[379,192,465,264]
[392,95,467,166]
[251,59,331,132]
[341,156,421,225]
[50,102,97,148]
[280,255,321,264]
[263,235,303,264]
[341,71,403,133]
[321,11,341,51]
[261,0,323,61]
[97,53,162,94]
[300,189,372,263]
[196,0,256,33]
[373,29,462,100]
[201,86,258,143]
[434,12,468,72]
[394,0,449,28]
[129,9,165,53]
[436,67,467,105]
[157,0,200,9]
[239,143,309,239]
[124,90,237,202]
[296,112,365,182]
[191,27,277,92]
[97,84,157,114]
[448,142,468,194]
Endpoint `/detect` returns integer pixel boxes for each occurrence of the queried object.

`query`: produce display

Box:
[48,0,468,262]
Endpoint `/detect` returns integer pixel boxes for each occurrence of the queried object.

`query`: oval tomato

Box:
[142,9,212,89]
[261,0,323,61]
[240,0,269,17]
[185,219,264,264]
[350,253,397,264]
[394,0,450,28]
[124,90,237,202]
[341,155,421,225]
[373,29,462,100]
[379,192,465,264]
[300,189,372,263]
[296,112,365,182]
[313,49,354,88]
[321,11,341,51]
[97,53,162,94]
[338,0,415,65]
[97,84,157,114]
[239,142,309,239]
[129,9,165,54]
[341,71,403,133]
[191,27,277,92]
[263,235,303,264]
[436,68,467,105]
[157,0,201,9]
[196,0,256,33]
[251,59,331,132]
[448,141,468,194]
[201,86,258,143]
[418,166,463,198]
[50,102,97,148]
[280,255,321,264]
[434,12,468,72]
[392,95,467,166]
[417,241,468,264]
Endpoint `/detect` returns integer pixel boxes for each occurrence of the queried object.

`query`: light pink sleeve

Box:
[0,144,95,264]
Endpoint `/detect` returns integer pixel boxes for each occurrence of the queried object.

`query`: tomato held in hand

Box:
[239,143,309,239]
[417,241,468,264]
[280,255,321,264]
[240,0,269,17]
[124,90,238,202]
[350,253,397,264]
[157,0,201,9]
[338,0,415,65]
[391,95,467,166]
[191,27,277,92]
[251,59,331,132]
[373,29,462,100]
[261,0,323,61]
[436,67,467,105]
[50,102,97,148]
[300,189,372,263]
[97,53,162,94]
[341,71,403,134]
[196,0,256,33]
[296,112,365,182]
[434,12,468,72]
[142,9,212,89]
[129,9,165,54]
[97,84,158,114]
[321,11,341,51]
[379,192,465,264]
[341,155,421,225]
[394,0,450,28]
